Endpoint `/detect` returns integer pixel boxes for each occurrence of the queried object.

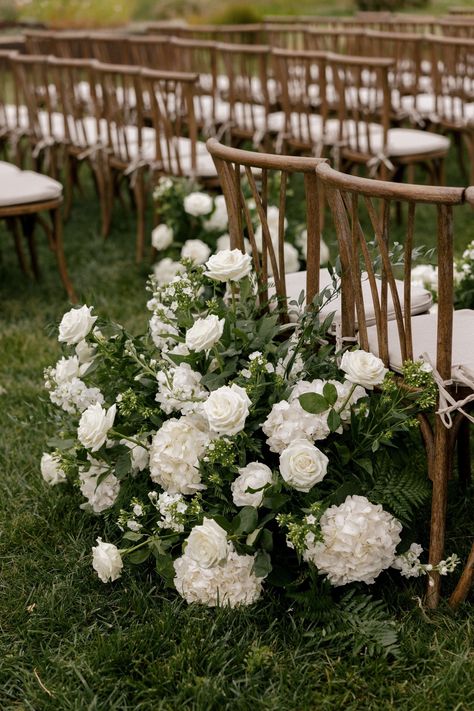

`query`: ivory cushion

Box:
[366,309,474,382]
[0,170,62,207]
[0,160,21,177]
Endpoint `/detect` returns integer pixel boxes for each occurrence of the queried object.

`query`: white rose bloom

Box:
[40,452,67,485]
[254,223,278,253]
[79,458,120,513]
[266,205,287,232]
[78,402,116,452]
[305,495,402,586]
[204,194,229,231]
[231,462,273,507]
[184,191,213,217]
[279,440,328,492]
[203,384,251,436]
[153,258,185,287]
[92,538,123,583]
[205,249,252,282]
[58,305,97,345]
[181,239,211,265]
[411,264,438,291]
[340,350,388,390]
[185,517,229,568]
[149,415,210,495]
[174,548,263,607]
[75,339,97,364]
[120,439,149,474]
[156,363,208,415]
[185,314,225,352]
[151,223,174,250]
[217,233,251,254]
[52,355,82,384]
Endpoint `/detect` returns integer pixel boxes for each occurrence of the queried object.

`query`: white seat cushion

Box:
[366,309,474,384]
[2,104,29,130]
[281,268,432,327]
[341,123,450,157]
[401,93,474,123]
[0,170,62,207]
[0,160,21,177]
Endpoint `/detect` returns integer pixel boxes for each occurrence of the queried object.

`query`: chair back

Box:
[128,35,173,69]
[207,138,326,320]
[89,33,131,65]
[305,28,364,55]
[316,162,466,379]
[428,35,474,129]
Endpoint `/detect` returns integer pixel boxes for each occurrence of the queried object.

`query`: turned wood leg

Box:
[8,217,29,276]
[457,417,472,489]
[21,213,40,279]
[133,171,146,264]
[449,542,474,609]
[51,207,77,303]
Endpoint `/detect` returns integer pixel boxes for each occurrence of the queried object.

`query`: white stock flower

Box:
[184,191,213,217]
[185,517,229,568]
[204,194,228,231]
[205,249,252,282]
[152,223,174,250]
[340,350,388,390]
[58,305,97,345]
[203,384,251,436]
[185,314,224,352]
[305,495,402,586]
[154,491,187,532]
[149,308,179,350]
[279,439,328,492]
[392,543,424,578]
[79,458,120,513]
[92,538,123,583]
[173,548,263,607]
[181,239,212,265]
[153,258,185,287]
[40,452,67,485]
[231,462,273,507]
[155,363,208,415]
[77,402,116,452]
[149,414,210,495]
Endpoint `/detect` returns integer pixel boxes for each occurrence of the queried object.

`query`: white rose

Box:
[205,249,252,282]
[92,538,123,583]
[231,462,273,507]
[78,402,116,452]
[279,440,329,492]
[75,339,96,364]
[79,458,120,512]
[153,258,185,287]
[340,350,388,390]
[217,234,251,254]
[58,305,97,345]
[181,239,211,265]
[203,384,251,436]
[204,194,229,231]
[184,191,213,217]
[151,223,174,250]
[185,517,228,568]
[185,314,225,352]
[52,355,82,384]
[40,452,67,485]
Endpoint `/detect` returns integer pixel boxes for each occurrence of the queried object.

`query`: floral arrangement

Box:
[41,253,457,610]
[454,240,474,310]
[151,177,329,286]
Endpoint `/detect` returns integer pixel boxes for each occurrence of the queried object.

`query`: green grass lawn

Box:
[0,154,473,710]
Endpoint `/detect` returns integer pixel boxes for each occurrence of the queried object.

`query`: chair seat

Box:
[343,125,450,158]
[0,160,21,177]
[3,104,30,130]
[401,93,474,123]
[281,268,432,327]
[0,169,62,207]
[366,309,474,383]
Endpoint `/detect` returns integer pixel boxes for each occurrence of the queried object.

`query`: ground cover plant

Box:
[0,155,473,709]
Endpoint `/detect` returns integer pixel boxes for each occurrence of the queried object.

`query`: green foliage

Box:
[18,0,136,28]
[209,2,263,24]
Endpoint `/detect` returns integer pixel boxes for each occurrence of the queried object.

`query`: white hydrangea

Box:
[216,234,251,254]
[204,194,228,231]
[305,495,402,586]
[181,239,211,265]
[291,379,366,427]
[267,242,300,276]
[152,223,174,251]
[149,414,210,495]
[45,359,104,414]
[151,491,188,532]
[155,363,208,415]
[149,308,179,350]
[173,547,263,607]
[153,258,185,287]
[79,458,120,513]
[184,191,213,217]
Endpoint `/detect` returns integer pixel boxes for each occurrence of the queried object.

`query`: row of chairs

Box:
[207,137,474,610]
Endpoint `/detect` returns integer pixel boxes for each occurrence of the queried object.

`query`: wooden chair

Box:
[128,35,173,70]
[316,161,474,607]
[89,33,132,65]
[0,50,29,164]
[304,28,364,56]
[0,160,76,301]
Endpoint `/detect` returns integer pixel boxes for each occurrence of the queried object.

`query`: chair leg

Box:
[50,207,77,303]
[449,542,474,609]
[8,217,30,276]
[64,154,75,222]
[133,171,146,264]
[426,422,452,609]
[22,214,40,279]
[457,417,471,490]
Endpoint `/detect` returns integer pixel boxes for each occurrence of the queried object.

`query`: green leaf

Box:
[128,548,150,565]
[327,409,342,432]
[122,531,144,542]
[260,529,273,552]
[47,437,75,451]
[323,382,338,406]
[115,450,132,480]
[299,393,328,415]
[252,550,272,578]
[232,506,258,535]
[155,554,176,588]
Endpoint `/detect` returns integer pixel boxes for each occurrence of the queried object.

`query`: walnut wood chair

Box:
[304,28,364,56]
[128,35,173,70]
[0,160,76,301]
[316,161,474,608]
[263,23,308,51]
[0,50,29,165]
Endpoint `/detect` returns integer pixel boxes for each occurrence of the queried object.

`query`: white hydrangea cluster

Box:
[304,495,402,586]
[155,363,208,415]
[79,458,120,513]
[204,194,228,232]
[44,355,103,414]
[150,491,188,532]
[181,239,211,265]
[149,414,210,495]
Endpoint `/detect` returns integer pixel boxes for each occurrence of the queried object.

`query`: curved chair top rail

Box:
[169,36,218,49]
[326,51,395,69]
[306,27,365,36]
[315,162,467,205]
[271,47,327,59]
[425,33,474,47]
[206,137,326,173]
[141,67,199,83]
[214,41,270,55]
[364,28,423,41]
